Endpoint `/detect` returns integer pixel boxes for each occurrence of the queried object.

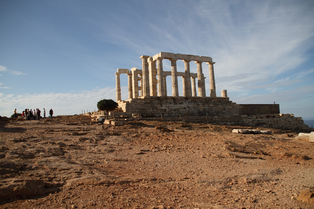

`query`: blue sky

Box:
[0,0,314,119]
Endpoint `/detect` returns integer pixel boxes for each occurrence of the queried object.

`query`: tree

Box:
[97,99,118,112]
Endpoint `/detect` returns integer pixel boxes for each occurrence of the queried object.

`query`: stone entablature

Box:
[115,52,220,101]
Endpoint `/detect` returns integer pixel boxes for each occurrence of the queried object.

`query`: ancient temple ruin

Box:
[115,52,219,100]
[114,52,275,117]
[111,52,309,131]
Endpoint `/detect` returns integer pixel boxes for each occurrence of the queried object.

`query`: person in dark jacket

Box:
[49,108,53,118]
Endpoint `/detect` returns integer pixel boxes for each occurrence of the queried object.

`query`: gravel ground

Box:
[0,115,313,208]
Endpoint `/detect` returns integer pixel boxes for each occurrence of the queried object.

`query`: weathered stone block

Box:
[112,120,123,126]
[104,120,111,125]
[310,132,314,143]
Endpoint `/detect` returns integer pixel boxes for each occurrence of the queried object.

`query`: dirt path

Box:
[0,116,313,208]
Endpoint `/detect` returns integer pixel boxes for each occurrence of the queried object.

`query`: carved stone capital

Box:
[140,55,150,59]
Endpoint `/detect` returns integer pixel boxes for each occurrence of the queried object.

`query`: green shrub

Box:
[11,113,22,118]
[97,99,118,112]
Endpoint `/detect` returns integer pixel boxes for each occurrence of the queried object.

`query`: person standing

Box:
[37,108,41,120]
[30,109,33,119]
[14,109,17,118]
[25,109,29,120]
[43,108,46,118]
[33,109,37,119]
[49,108,53,118]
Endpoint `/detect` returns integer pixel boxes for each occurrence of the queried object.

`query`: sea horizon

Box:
[304,119,314,128]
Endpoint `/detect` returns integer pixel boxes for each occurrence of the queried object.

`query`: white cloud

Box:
[11,71,27,76]
[233,85,314,104]
[230,85,314,118]
[0,87,120,117]
[0,65,27,76]
[83,0,314,97]
[0,65,7,76]
[0,65,7,72]
[0,83,10,89]
[295,69,314,79]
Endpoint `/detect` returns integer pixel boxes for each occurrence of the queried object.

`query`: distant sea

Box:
[304,120,314,128]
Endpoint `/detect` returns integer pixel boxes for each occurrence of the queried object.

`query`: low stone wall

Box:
[116,98,310,131]
[118,97,240,117]
[90,110,107,121]
[239,104,280,115]
[137,114,310,131]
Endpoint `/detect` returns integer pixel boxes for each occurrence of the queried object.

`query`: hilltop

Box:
[0,115,313,208]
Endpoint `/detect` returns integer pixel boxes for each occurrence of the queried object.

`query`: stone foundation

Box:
[118,97,240,118]
[114,98,310,131]
[239,104,279,115]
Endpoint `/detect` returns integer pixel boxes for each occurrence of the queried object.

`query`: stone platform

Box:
[118,97,240,118]
[112,97,310,131]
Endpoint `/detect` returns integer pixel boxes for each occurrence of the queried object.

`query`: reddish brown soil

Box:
[0,116,313,208]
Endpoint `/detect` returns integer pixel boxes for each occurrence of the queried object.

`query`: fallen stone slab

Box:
[310,132,314,143]
[111,120,124,126]
[104,119,111,125]
[232,129,272,134]
[297,188,314,204]
[297,132,314,142]
[103,119,123,126]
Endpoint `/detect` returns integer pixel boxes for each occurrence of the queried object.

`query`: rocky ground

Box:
[0,115,313,209]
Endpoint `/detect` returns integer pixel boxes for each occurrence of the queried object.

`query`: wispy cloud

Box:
[0,66,7,72]
[11,71,27,76]
[81,0,314,96]
[232,84,314,117]
[0,65,27,76]
[0,87,120,117]
[0,65,7,76]
[234,84,314,104]
[0,83,10,89]
[295,69,314,79]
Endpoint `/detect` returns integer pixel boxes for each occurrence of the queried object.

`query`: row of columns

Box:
[116,53,218,101]
[146,56,216,98]
[155,71,199,98]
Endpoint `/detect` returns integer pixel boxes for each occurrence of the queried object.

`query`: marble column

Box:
[156,58,165,97]
[221,89,227,98]
[139,74,142,97]
[207,62,216,98]
[202,75,206,97]
[181,76,186,97]
[163,75,167,96]
[196,61,205,97]
[127,73,133,99]
[170,59,179,97]
[183,60,192,97]
[140,55,150,97]
[115,72,121,101]
[149,57,157,96]
[131,68,139,99]
[191,76,196,97]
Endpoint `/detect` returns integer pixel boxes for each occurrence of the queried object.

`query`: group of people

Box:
[15,108,54,120]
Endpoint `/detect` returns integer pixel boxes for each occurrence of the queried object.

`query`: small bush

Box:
[11,113,22,118]
[97,99,118,112]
